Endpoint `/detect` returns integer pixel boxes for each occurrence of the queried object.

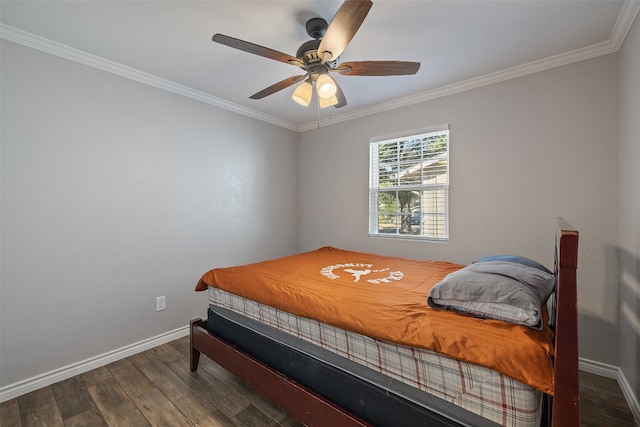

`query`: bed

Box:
[190,218,579,426]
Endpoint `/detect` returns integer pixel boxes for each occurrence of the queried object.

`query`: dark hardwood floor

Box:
[1,336,637,426]
[578,370,638,427]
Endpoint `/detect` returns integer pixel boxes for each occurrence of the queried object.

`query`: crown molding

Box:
[0,24,300,132]
[611,0,640,50]
[299,39,618,132]
[3,0,638,134]
[300,0,640,132]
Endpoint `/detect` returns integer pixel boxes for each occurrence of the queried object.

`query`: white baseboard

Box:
[0,325,189,403]
[580,357,640,425]
[579,357,619,378]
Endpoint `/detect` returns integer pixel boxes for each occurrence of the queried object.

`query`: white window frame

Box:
[369,126,450,241]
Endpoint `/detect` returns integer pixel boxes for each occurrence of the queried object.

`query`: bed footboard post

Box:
[190,318,202,372]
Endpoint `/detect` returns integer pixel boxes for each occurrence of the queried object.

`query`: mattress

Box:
[196,246,555,394]
[207,287,543,427]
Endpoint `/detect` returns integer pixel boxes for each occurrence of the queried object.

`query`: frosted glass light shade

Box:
[292,80,312,106]
[319,95,338,108]
[316,74,337,99]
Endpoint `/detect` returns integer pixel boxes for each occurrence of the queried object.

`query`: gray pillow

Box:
[477,254,552,274]
[427,261,555,329]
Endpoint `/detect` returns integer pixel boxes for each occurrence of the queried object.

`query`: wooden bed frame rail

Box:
[190,318,371,427]
[190,218,579,427]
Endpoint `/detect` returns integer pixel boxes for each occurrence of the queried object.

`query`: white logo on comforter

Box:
[320,263,404,284]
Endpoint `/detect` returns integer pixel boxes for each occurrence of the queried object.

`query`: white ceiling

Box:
[1,1,638,131]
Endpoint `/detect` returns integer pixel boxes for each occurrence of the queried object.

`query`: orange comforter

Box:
[196,246,555,394]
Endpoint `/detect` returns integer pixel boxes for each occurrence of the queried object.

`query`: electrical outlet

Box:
[156,296,166,312]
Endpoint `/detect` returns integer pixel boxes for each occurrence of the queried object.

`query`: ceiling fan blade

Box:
[250,75,306,100]
[334,61,421,76]
[318,0,373,64]
[212,34,302,66]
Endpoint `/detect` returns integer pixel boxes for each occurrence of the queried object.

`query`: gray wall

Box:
[618,13,640,403]
[299,53,620,367]
[1,16,637,404]
[0,40,300,388]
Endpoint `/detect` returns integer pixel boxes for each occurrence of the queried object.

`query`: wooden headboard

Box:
[552,217,580,426]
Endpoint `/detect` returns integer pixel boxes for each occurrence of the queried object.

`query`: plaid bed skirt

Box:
[208,287,542,426]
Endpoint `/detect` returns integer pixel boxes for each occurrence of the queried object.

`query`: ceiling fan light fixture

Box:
[316,73,337,99]
[291,80,313,106]
[212,0,417,111]
[319,94,339,109]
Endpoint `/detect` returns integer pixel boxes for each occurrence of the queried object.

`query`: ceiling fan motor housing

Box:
[296,39,322,62]
[306,17,328,39]
[296,40,337,70]
[297,18,339,68]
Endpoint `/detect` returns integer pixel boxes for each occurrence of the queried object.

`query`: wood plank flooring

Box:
[1,336,637,426]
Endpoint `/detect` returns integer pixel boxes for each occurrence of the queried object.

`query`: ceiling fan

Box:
[212,0,420,109]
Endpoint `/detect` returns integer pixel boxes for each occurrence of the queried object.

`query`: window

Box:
[369,127,449,241]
